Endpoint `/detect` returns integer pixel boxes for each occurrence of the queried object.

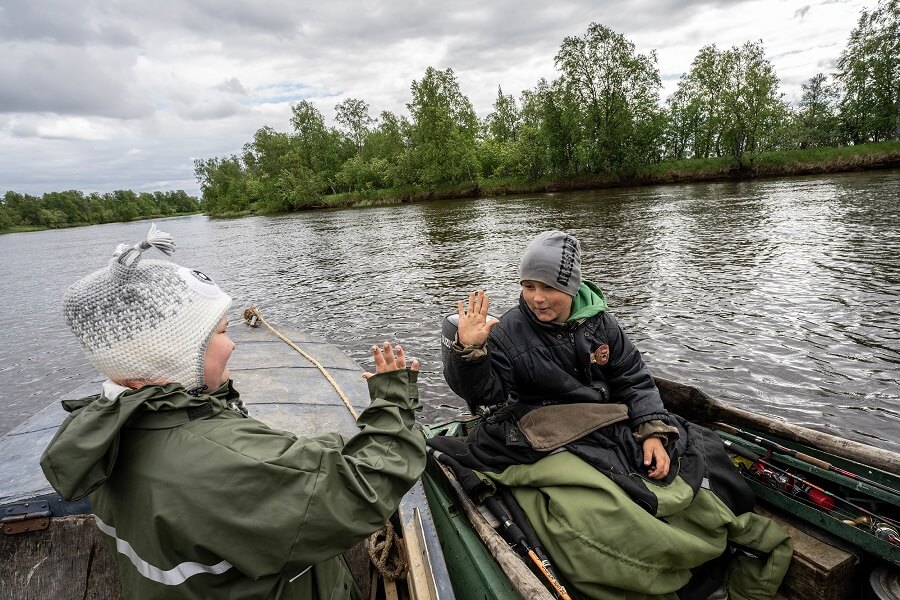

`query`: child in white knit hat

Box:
[41,225,426,600]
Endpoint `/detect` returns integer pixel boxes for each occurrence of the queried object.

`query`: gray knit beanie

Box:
[518,231,582,296]
[64,224,232,392]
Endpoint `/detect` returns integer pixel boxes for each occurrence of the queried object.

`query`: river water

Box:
[1,170,898,452]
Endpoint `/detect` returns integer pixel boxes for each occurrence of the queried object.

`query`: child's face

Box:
[521,280,573,323]
[204,318,235,391]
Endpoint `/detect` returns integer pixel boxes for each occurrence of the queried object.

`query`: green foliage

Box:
[665,41,788,169]
[835,0,899,143]
[189,5,894,217]
[335,98,375,154]
[794,74,841,148]
[407,67,480,186]
[555,23,663,174]
[195,156,250,214]
[0,188,200,232]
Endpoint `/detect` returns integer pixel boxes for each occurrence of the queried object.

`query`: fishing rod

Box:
[497,486,571,600]
[483,494,573,600]
[429,448,572,600]
[722,439,900,543]
[714,422,900,499]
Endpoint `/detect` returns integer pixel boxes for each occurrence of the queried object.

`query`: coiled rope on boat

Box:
[366,522,408,581]
[241,307,408,582]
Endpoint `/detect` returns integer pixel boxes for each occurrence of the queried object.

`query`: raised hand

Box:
[362,341,420,379]
[456,290,499,347]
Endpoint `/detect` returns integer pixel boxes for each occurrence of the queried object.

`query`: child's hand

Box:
[643,437,670,479]
[456,289,499,346]
[362,341,420,379]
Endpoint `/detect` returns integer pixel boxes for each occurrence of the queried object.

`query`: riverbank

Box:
[209,141,900,217]
[0,211,201,235]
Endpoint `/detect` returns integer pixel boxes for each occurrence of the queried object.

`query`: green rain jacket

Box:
[40,369,426,600]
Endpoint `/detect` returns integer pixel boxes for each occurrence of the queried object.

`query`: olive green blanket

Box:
[484,451,792,600]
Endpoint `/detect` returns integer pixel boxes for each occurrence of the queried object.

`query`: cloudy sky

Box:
[0,0,871,198]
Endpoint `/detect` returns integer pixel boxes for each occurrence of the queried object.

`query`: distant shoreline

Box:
[5,143,898,232]
[210,142,900,217]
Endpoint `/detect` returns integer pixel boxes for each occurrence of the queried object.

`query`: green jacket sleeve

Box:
[285,367,426,567]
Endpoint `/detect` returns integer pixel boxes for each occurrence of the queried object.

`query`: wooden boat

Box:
[420,376,900,600]
[0,318,455,599]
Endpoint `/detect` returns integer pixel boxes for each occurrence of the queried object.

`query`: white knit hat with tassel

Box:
[64,224,232,393]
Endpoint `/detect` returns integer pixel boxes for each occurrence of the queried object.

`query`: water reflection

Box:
[1,170,898,452]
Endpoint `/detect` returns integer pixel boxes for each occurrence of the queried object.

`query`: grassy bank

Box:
[306,141,900,211]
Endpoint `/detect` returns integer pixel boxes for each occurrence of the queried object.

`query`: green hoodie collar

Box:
[567,280,608,323]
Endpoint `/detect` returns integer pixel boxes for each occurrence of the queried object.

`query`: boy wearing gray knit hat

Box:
[440,230,787,600]
[41,225,427,600]
[518,230,582,297]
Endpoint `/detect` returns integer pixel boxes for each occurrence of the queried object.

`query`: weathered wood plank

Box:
[756,506,861,600]
[0,515,122,600]
[655,377,900,474]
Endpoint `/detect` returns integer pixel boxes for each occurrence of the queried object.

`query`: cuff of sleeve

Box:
[451,334,488,361]
[365,368,421,412]
[632,419,680,446]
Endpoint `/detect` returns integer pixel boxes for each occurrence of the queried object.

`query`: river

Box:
[1,170,898,452]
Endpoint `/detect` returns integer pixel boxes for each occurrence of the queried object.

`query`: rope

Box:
[242,307,358,420]
[366,522,408,581]
[243,307,408,582]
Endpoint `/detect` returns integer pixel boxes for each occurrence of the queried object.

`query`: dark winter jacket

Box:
[444,281,673,432]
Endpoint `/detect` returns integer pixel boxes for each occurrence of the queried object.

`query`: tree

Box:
[666,45,730,159]
[513,78,582,178]
[554,23,663,173]
[480,86,523,177]
[666,42,787,169]
[241,126,302,207]
[835,0,900,143]
[194,156,249,214]
[407,67,480,185]
[486,86,520,143]
[718,41,788,169]
[335,98,375,154]
[289,100,352,194]
[795,73,841,148]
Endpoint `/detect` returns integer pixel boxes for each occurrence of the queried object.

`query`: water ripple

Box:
[1,170,898,451]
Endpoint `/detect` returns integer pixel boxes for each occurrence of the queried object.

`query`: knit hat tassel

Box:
[114,224,176,267]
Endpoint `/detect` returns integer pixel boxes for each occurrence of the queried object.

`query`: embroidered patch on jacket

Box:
[590,344,610,365]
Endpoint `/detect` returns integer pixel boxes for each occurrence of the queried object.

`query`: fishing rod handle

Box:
[722,439,761,463]
[793,452,832,471]
[714,422,834,470]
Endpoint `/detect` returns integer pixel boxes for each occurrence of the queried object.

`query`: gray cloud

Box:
[215,78,249,95]
[0,0,139,47]
[0,43,153,118]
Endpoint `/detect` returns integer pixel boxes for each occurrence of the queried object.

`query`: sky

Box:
[0,0,873,198]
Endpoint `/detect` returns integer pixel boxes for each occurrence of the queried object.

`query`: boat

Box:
[3,312,899,599]
[0,314,456,599]
[421,375,900,600]
[417,314,900,599]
